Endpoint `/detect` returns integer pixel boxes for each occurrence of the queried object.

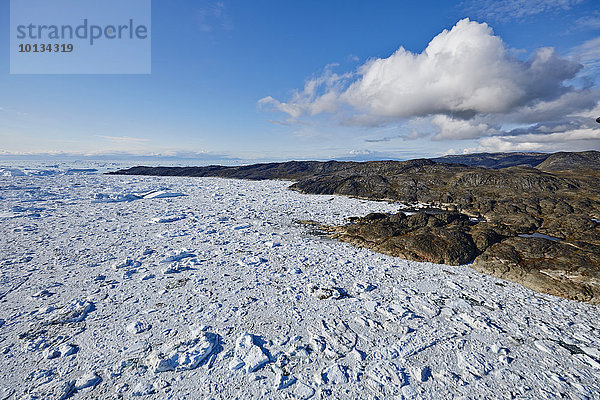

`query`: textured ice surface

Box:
[1,166,599,399]
[147,328,217,373]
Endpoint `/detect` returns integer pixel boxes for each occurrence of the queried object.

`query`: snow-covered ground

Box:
[0,164,599,399]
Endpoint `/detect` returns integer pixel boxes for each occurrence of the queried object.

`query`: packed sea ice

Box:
[0,164,599,399]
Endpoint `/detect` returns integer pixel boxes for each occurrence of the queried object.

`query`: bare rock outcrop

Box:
[473,237,600,304]
[329,212,479,266]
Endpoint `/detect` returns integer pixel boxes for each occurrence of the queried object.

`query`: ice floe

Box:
[92,189,185,203]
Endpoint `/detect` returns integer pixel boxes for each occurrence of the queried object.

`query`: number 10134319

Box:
[18,43,74,53]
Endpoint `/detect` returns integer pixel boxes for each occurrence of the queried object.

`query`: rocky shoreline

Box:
[109,151,600,304]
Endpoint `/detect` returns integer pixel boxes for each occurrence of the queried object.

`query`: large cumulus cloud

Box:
[260,19,600,152]
[341,21,580,118]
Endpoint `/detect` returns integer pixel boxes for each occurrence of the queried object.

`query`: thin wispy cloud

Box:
[196,1,233,32]
[0,149,240,162]
[267,119,311,127]
[364,137,394,143]
[98,135,151,145]
[0,106,28,115]
[573,12,600,30]
[359,125,405,143]
[462,0,586,21]
[570,37,600,81]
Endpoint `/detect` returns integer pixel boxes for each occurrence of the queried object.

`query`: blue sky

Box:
[1,0,599,162]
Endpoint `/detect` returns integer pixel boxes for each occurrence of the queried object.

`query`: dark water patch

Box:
[518,232,560,241]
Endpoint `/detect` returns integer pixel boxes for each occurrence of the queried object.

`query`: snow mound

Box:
[365,361,407,397]
[229,333,270,374]
[112,258,141,270]
[74,372,101,391]
[43,343,78,359]
[45,300,95,325]
[160,249,195,263]
[147,329,217,373]
[161,262,193,274]
[320,363,349,385]
[127,321,151,334]
[150,214,186,224]
[310,318,357,359]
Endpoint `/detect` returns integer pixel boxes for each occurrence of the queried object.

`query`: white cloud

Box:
[261,18,600,151]
[431,115,494,141]
[339,22,584,119]
[477,129,600,152]
[348,149,374,156]
[259,65,353,120]
[476,100,600,151]
[262,19,587,123]
[506,90,599,124]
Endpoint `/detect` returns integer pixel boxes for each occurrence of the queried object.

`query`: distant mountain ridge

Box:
[431,152,551,169]
[535,151,600,171]
[432,150,600,170]
[110,151,600,176]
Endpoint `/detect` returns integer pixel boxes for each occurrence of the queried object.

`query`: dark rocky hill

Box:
[109,151,600,303]
[432,152,550,169]
[536,150,600,171]
[111,161,358,180]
